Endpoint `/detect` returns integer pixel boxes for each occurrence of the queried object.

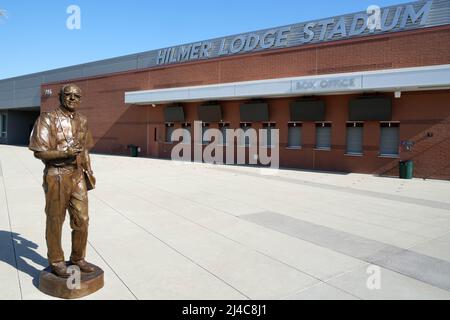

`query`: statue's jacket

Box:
[29,107,94,174]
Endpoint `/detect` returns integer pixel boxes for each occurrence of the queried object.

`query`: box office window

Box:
[316,123,331,150]
[288,123,302,148]
[165,123,175,143]
[182,123,191,144]
[198,105,222,122]
[290,100,325,122]
[164,106,185,122]
[380,123,400,156]
[201,123,210,144]
[346,123,364,155]
[262,123,276,148]
[240,123,252,147]
[219,123,230,145]
[0,113,6,138]
[349,97,392,121]
[240,103,269,122]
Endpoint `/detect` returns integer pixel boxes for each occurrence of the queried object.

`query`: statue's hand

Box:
[65,146,83,158]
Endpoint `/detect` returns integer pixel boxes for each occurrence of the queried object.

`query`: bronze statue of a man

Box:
[29,84,96,278]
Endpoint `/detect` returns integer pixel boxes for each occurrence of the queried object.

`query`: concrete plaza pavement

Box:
[1,145,450,300]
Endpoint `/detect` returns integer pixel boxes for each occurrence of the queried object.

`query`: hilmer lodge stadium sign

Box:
[155,0,449,65]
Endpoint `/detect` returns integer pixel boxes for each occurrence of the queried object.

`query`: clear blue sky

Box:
[0,0,403,79]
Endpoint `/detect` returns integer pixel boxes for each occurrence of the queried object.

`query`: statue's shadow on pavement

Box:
[0,231,48,289]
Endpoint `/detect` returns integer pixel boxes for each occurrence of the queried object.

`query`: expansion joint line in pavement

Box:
[92,193,251,300]
[106,177,360,300]
[207,166,450,212]
[0,169,23,299]
[87,240,139,300]
[241,211,450,292]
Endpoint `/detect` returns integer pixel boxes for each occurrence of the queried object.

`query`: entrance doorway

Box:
[147,124,160,158]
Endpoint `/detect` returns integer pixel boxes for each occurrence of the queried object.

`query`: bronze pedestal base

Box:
[39,263,104,299]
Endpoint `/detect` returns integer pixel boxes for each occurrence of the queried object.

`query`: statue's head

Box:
[60,84,81,112]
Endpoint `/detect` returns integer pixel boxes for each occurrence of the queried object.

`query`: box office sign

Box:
[293,76,362,93]
[155,0,449,66]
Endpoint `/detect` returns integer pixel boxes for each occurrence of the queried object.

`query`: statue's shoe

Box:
[51,262,70,278]
[70,259,95,273]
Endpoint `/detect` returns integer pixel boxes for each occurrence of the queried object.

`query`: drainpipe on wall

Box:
[312,149,316,170]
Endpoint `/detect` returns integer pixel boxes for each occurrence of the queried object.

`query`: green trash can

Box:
[128,145,140,157]
[399,160,414,179]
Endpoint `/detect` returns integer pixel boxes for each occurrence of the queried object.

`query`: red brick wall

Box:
[41,27,450,179]
[144,91,450,179]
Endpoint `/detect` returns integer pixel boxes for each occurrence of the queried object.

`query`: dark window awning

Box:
[240,103,269,122]
[290,100,326,121]
[164,106,185,122]
[349,97,392,121]
[198,104,222,122]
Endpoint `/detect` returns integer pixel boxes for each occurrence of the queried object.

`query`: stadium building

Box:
[1,0,449,179]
